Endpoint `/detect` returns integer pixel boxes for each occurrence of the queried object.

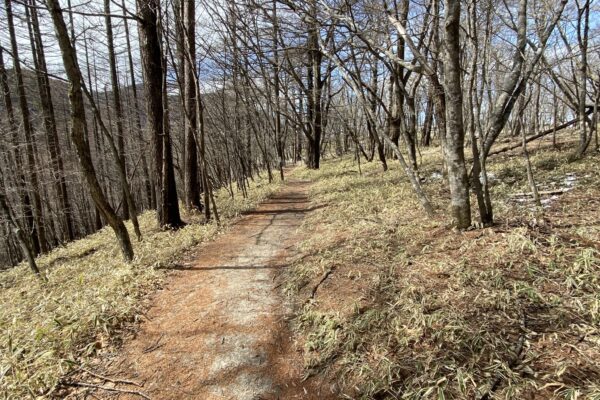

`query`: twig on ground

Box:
[511,189,566,197]
[67,381,151,399]
[309,267,337,300]
[479,315,527,400]
[142,333,165,353]
[81,368,141,387]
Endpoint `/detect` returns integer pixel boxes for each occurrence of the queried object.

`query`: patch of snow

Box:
[430,171,443,180]
[563,173,577,191]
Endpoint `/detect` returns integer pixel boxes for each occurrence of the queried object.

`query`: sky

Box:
[1,0,150,90]
[0,0,598,97]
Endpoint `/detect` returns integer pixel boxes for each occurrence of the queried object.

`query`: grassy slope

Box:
[286,144,600,399]
[0,176,281,399]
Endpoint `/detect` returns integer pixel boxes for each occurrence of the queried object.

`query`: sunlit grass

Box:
[287,145,600,399]
[0,175,281,399]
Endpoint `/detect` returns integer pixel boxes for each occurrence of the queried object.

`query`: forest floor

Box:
[3,136,600,400]
[283,137,600,399]
[64,179,336,400]
[1,173,284,399]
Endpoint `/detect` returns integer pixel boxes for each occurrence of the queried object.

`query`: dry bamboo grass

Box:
[0,176,281,399]
[285,147,600,399]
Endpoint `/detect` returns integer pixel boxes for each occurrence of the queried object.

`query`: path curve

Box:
[95,179,335,400]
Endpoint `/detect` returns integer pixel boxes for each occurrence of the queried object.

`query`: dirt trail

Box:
[95,179,334,400]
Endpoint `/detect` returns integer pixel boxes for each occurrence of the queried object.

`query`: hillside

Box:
[2,135,599,399]
[0,177,281,398]
[1,0,599,398]
[284,140,600,398]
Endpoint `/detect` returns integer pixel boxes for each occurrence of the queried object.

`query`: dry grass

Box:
[0,176,281,399]
[286,142,600,399]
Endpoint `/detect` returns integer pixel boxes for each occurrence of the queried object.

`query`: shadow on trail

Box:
[158,264,285,271]
[241,204,326,215]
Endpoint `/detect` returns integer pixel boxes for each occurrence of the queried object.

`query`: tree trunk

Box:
[183,0,202,211]
[466,0,492,225]
[122,0,154,210]
[305,0,322,169]
[404,94,418,169]
[367,58,387,171]
[0,47,39,256]
[574,0,591,159]
[0,191,41,277]
[422,92,434,146]
[27,0,75,242]
[5,0,48,253]
[104,0,131,220]
[273,0,285,180]
[46,0,134,261]
[520,98,542,213]
[481,0,567,160]
[137,0,184,229]
[443,0,471,229]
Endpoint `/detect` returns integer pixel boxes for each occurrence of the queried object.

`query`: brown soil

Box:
[77,179,337,400]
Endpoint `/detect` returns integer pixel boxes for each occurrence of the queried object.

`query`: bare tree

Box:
[137,0,184,229]
[0,188,41,277]
[442,0,471,228]
[26,0,75,242]
[183,0,203,211]
[46,0,134,261]
[5,0,48,253]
